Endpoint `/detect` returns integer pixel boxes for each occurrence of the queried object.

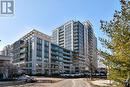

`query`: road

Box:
[4,78,93,87]
[49,78,92,87]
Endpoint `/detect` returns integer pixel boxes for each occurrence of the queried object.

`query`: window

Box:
[44,52,49,58]
[37,37,42,57]
[37,37,42,44]
[37,50,42,57]
[44,40,49,47]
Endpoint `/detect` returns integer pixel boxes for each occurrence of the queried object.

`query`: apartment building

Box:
[52,20,97,73]
[93,36,97,69]
[1,45,12,56]
[84,21,97,71]
[51,44,73,74]
[11,29,72,75]
[1,20,97,75]
[0,55,11,79]
[97,51,107,75]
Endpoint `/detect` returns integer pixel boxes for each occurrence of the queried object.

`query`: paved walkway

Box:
[0,78,93,87]
[50,78,92,87]
[90,79,114,87]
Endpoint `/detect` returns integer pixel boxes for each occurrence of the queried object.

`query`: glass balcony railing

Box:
[63,51,70,55]
[20,43,27,48]
[20,48,27,53]
[63,59,71,63]
[20,54,26,58]
[51,57,59,60]
[63,55,70,59]
[63,64,70,67]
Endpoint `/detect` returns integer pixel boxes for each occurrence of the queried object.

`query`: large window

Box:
[37,37,42,57]
[44,40,49,47]
[65,24,72,50]
[44,40,49,59]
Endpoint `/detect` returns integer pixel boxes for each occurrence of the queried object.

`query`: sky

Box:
[0,0,121,51]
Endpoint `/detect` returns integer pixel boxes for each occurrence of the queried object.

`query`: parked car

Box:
[60,74,78,78]
[84,72,91,77]
[60,74,70,77]
[17,75,36,83]
[69,74,75,77]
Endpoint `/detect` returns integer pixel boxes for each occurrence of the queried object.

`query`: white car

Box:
[17,75,36,82]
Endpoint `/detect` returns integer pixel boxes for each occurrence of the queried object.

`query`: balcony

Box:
[73,40,78,43]
[74,46,79,49]
[63,55,70,60]
[59,36,64,39]
[59,32,64,36]
[59,42,64,46]
[63,51,70,55]
[20,54,26,59]
[63,68,70,70]
[73,30,78,33]
[63,64,70,67]
[59,38,64,42]
[51,57,59,60]
[20,48,27,53]
[51,48,58,52]
[59,45,64,48]
[63,59,71,63]
[73,37,79,40]
[73,34,78,37]
[73,43,79,47]
[20,43,27,48]
[59,29,64,33]
[51,52,58,56]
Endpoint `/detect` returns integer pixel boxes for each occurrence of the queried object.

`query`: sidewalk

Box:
[90,79,114,87]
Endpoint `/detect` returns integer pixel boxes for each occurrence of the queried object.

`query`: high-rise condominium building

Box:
[1,45,12,56]
[52,20,97,73]
[84,22,97,71]
[2,20,97,75]
[12,29,72,75]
